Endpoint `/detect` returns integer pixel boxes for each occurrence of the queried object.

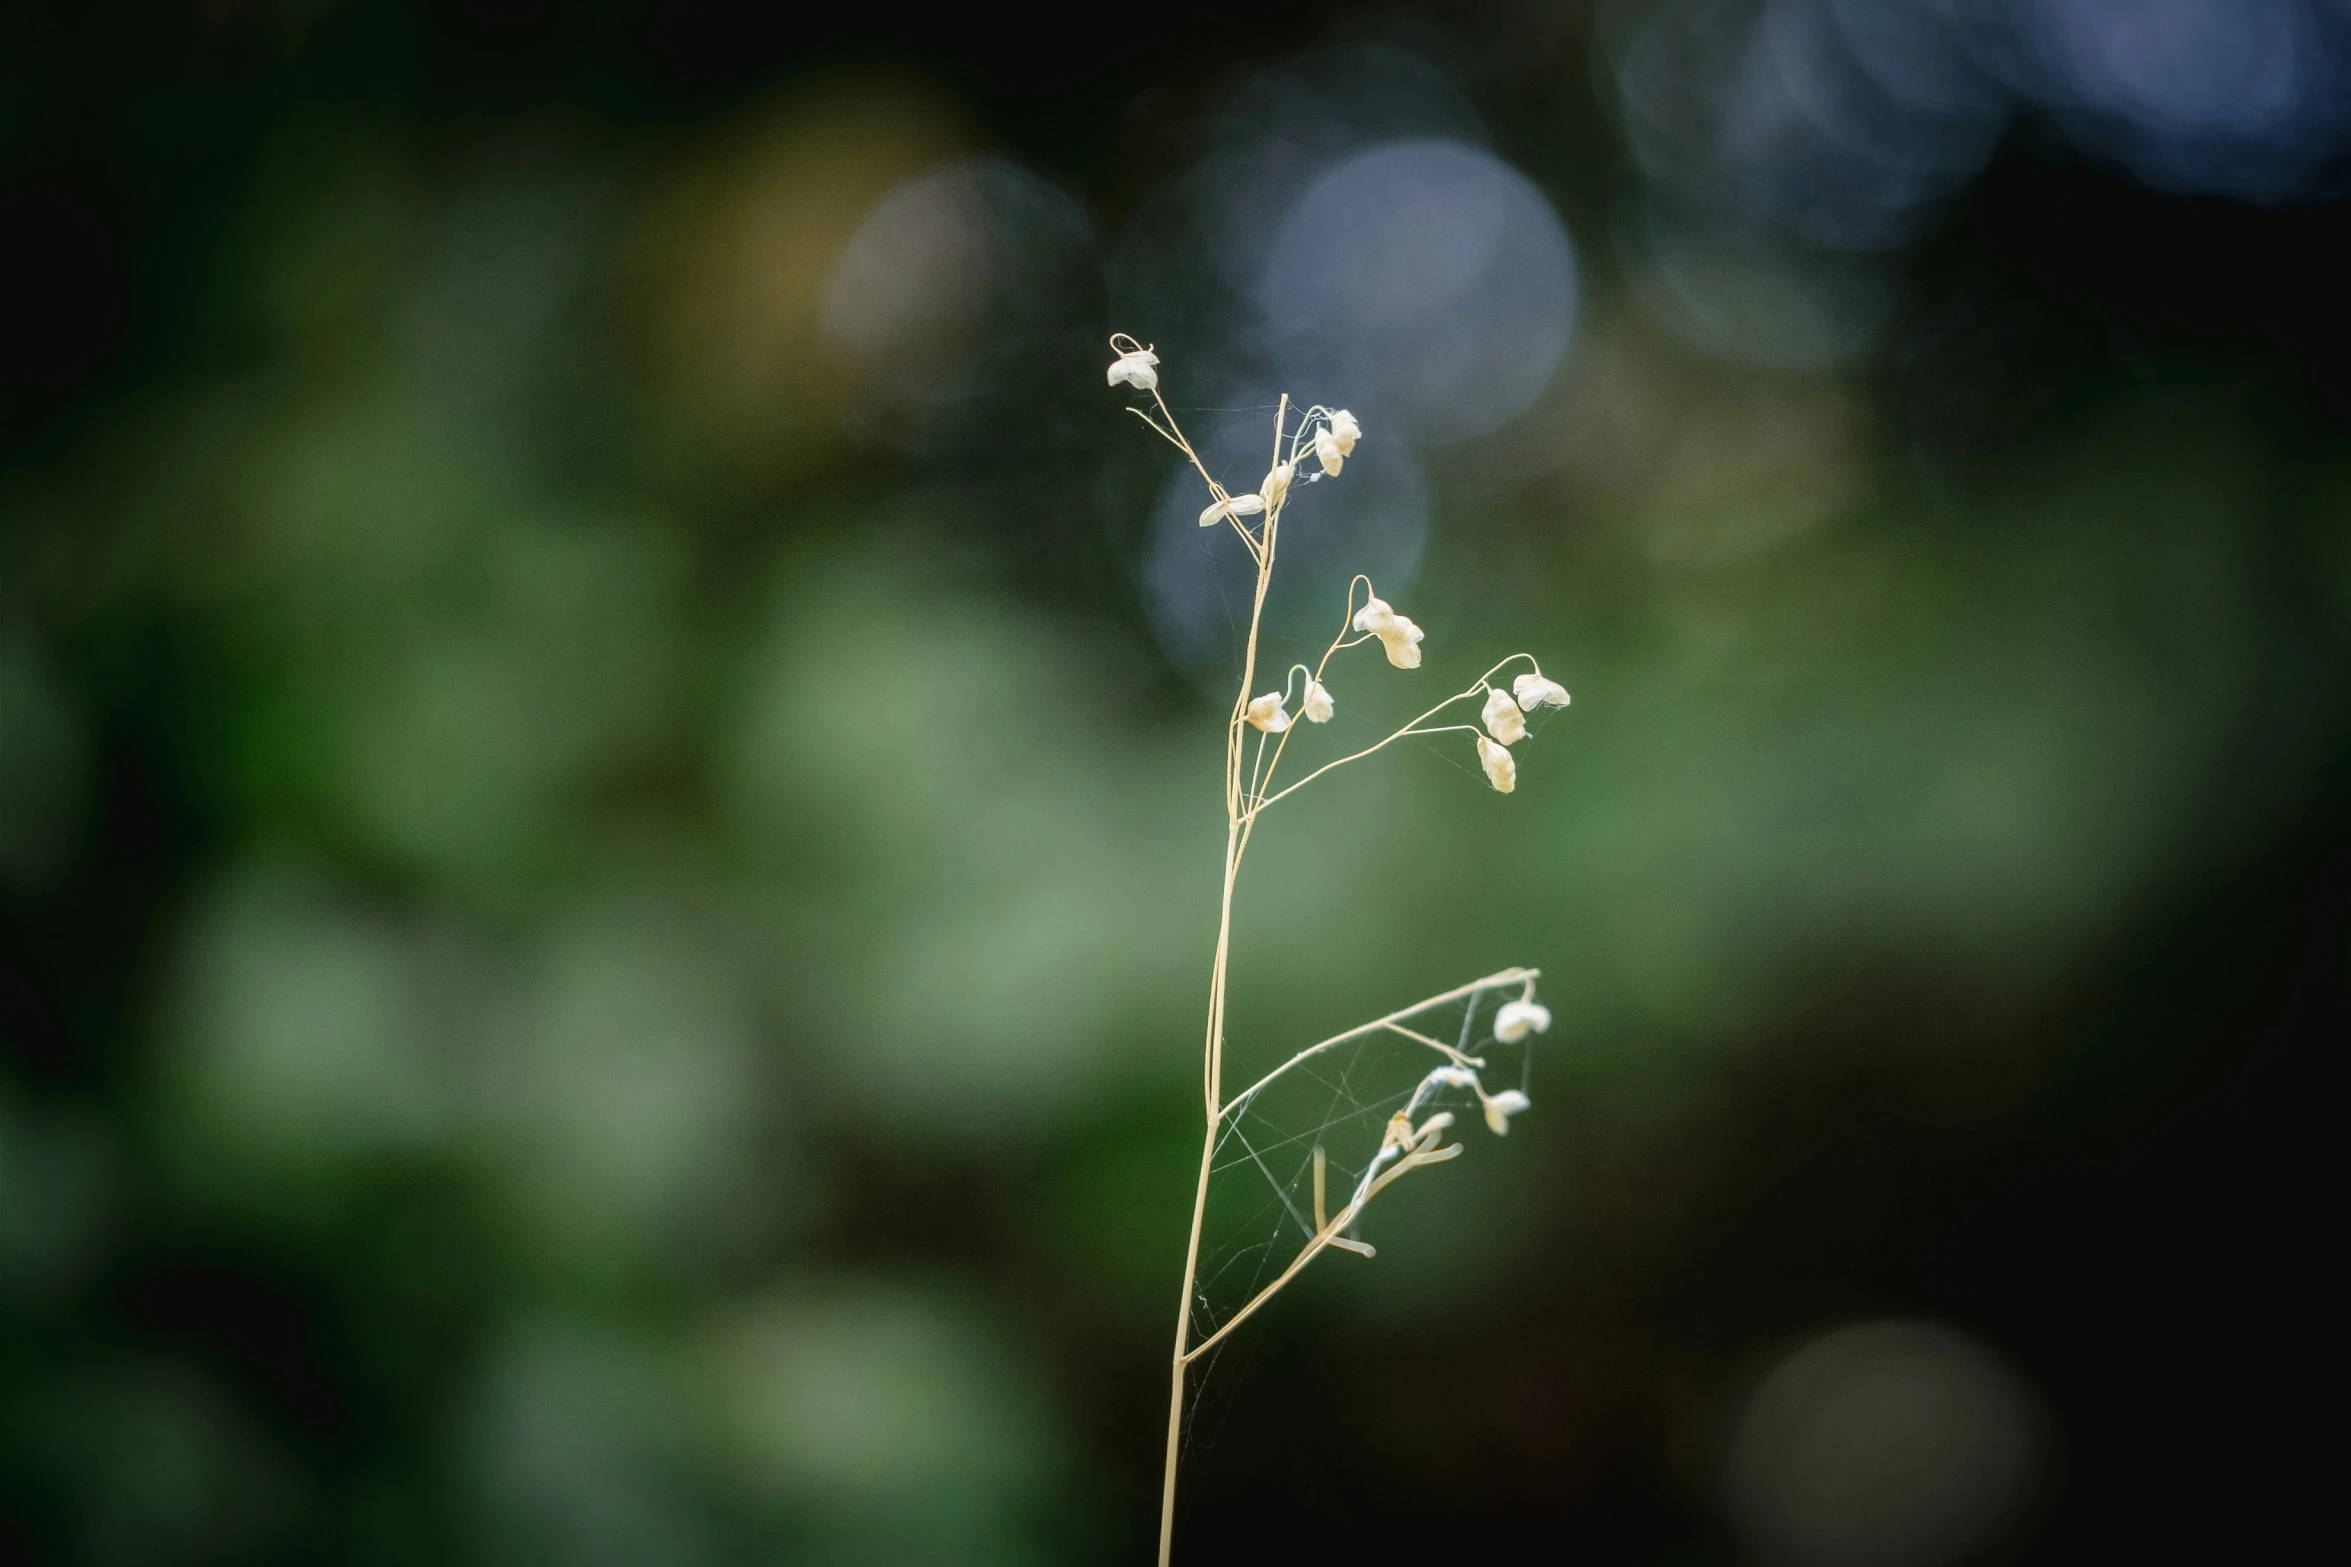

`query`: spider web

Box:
[1174,973,1539,1486]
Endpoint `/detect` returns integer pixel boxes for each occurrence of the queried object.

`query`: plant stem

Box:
[1158,398,1284,1567]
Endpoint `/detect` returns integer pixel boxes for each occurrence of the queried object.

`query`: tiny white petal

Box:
[1261,461,1293,512]
[1243,691,1291,732]
[1106,349,1160,390]
[1477,736,1516,793]
[1513,672,1570,711]
[1313,427,1345,476]
[1328,408,1360,454]
[1493,999,1551,1043]
[1199,492,1267,528]
[1481,687,1527,745]
[1301,679,1334,723]
[1482,1089,1531,1136]
[1353,595,1396,635]
[1430,1067,1478,1089]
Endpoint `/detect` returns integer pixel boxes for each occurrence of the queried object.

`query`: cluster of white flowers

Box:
[1108,340,1575,803]
[1361,983,1552,1201]
[1196,439,1347,530]
[1112,336,1573,1564]
[1467,666,1572,795]
[1314,409,1360,475]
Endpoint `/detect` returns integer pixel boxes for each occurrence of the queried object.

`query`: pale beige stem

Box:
[1160,396,1287,1567]
[1217,966,1536,1120]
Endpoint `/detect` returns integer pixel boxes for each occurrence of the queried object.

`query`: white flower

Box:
[1261,461,1293,512]
[1243,691,1291,733]
[1513,672,1570,711]
[1327,408,1360,455]
[1301,678,1334,723]
[1481,687,1527,745]
[1313,426,1345,476]
[1430,1066,1479,1091]
[1199,492,1266,528]
[1493,999,1551,1043]
[1352,597,1424,668]
[1106,348,1159,390]
[1481,1088,1531,1136]
[1477,736,1515,793]
[1378,614,1424,669]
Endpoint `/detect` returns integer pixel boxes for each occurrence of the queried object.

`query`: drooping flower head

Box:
[1481,1089,1531,1136]
[1513,672,1570,711]
[1353,595,1425,669]
[1261,461,1294,512]
[1476,735,1516,793]
[1107,346,1160,390]
[1494,998,1551,1043]
[1314,409,1362,476]
[1301,679,1334,724]
[1243,690,1291,733]
[1481,687,1527,745]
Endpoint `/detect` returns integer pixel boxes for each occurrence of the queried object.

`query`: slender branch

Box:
[1245,707,1485,816]
[1217,967,1538,1124]
[1380,1021,1486,1072]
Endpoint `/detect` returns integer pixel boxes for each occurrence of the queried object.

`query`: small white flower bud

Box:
[1481,687,1527,745]
[1328,408,1360,455]
[1513,672,1570,711]
[1313,427,1345,476]
[1261,461,1293,512]
[1477,735,1516,793]
[1482,1089,1531,1135]
[1430,1067,1478,1090]
[1243,691,1291,733]
[1378,615,1424,669]
[1301,679,1334,723]
[1353,595,1396,635]
[1107,348,1159,390]
[1494,999,1550,1042]
[1199,492,1266,528]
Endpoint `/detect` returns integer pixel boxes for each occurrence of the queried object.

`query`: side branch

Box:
[1217,966,1537,1124]
[1178,1140,1464,1367]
